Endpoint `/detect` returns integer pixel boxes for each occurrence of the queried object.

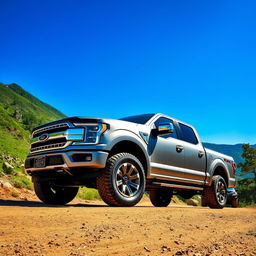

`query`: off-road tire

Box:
[33,181,79,205]
[203,175,227,209]
[96,153,145,207]
[231,198,238,208]
[149,189,173,207]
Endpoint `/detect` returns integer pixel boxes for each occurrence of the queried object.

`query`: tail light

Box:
[232,161,236,176]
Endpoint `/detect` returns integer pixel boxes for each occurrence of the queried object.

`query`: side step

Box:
[152,182,204,191]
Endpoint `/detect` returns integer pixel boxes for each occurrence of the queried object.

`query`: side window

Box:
[179,123,198,144]
[154,117,177,139]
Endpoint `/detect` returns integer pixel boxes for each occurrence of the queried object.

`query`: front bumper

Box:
[25,150,109,173]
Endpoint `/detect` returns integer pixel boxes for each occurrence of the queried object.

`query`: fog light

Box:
[72,154,92,162]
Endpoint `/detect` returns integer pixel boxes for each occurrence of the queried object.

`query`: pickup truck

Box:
[25,113,236,208]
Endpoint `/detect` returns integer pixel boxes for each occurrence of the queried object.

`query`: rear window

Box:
[179,123,198,144]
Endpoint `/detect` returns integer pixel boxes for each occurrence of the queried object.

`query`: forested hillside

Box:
[0,82,65,180]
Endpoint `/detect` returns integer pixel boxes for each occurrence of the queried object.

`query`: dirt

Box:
[0,185,36,202]
[0,193,255,256]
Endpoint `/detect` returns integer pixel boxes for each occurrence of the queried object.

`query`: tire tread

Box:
[97,153,145,207]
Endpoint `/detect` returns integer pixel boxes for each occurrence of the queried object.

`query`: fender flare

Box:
[208,159,230,186]
[107,129,150,175]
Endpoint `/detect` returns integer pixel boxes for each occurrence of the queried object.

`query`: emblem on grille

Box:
[39,133,49,141]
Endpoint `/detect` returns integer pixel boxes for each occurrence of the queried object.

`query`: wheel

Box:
[203,175,227,209]
[231,197,238,208]
[149,189,173,207]
[96,153,145,207]
[33,180,79,205]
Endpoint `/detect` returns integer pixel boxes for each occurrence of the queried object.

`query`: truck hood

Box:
[33,116,146,132]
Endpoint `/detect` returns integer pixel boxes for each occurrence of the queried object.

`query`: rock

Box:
[0,179,13,188]
[13,109,23,122]
[161,245,171,252]
[187,199,199,206]
[144,246,151,252]
[2,162,14,174]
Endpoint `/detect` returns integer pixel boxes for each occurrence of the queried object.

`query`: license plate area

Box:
[34,156,46,168]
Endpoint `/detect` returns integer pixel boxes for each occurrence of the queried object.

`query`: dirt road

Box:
[0,199,255,256]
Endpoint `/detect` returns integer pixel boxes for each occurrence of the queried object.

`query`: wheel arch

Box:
[109,140,150,176]
[209,160,230,187]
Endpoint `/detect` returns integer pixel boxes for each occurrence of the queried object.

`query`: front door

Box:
[148,117,185,181]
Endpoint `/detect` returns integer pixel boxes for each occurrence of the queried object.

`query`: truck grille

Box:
[32,123,69,137]
[31,123,72,153]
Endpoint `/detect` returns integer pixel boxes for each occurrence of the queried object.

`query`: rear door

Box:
[177,122,206,184]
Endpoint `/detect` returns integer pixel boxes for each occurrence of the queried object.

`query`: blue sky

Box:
[0,1,256,144]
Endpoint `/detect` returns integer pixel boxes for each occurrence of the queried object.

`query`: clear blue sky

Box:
[0,1,256,144]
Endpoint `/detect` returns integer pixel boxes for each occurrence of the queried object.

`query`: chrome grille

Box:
[30,142,71,153]
[31,122,72,153]
[33,123,69,138]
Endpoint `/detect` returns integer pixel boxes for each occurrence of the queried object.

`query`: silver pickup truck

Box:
[25,113,236,208]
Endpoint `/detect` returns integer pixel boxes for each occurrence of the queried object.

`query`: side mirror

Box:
[154,123,174,136]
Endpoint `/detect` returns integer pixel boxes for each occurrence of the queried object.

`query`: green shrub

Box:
[77,187,101,200]
[192,195,202,206]
[10,176,33,190]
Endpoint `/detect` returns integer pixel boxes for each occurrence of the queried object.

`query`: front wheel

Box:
[97,153,145,207]
[203,175,227,209]
[33,181,79,205]
[149,189,173,207]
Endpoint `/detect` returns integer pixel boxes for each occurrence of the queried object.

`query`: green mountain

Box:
[0,82,65,173]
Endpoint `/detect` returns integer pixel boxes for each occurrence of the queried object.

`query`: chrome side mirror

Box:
[155,123,174,135]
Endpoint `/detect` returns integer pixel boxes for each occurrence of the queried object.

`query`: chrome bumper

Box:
[25,150,109,173]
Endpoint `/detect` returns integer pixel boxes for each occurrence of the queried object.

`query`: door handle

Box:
[198,151,204,158]
[176,145,184,152]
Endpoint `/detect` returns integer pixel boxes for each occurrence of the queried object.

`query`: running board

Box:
[152,182,204,191]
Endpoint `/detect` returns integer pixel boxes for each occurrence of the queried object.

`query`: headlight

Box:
[73,123,107,144]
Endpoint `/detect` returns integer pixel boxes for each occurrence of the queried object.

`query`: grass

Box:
[10,175,33,190]
[77,187,101,200]
[0,82,66,192]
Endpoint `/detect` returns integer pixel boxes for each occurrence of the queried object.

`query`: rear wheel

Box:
[203,175,227,209]
[33,181,78,205]
[97,153,145,207]
[149,189,173,207]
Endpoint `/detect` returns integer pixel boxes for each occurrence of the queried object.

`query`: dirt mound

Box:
[0,184,36,201]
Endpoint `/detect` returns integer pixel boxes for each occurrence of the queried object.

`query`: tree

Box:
[238,144,256,181]
[237,144,256,205]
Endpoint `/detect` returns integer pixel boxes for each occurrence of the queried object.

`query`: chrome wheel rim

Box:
[115,163,140,198]
[216,180,227,204]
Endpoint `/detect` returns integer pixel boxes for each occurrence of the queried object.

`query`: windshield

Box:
[119,113,155,124]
